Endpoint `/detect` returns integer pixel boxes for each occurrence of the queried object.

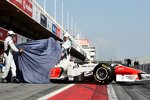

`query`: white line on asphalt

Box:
[107,84,118,100]
[37,84,75,100]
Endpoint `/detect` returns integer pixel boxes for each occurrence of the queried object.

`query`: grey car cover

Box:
[15,37,62,83]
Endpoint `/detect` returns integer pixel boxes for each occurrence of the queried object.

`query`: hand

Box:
[19,48,24,53]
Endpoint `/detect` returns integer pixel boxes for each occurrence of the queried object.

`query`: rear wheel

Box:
[93,63,114,84]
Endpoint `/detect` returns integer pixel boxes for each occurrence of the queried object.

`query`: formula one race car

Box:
[113,64,150,83]
[50,52,150,84]
[50,60,150,84]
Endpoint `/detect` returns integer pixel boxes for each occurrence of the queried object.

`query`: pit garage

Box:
[0,0,89,62]
[0,0,61,40]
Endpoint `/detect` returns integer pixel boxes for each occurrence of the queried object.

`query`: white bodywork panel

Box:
[55,54,97,81]
[116,74,150,82]
[141,74,150,81]
[116,74,138,82]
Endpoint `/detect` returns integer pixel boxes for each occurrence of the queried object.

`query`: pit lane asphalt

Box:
[111,81,150,100]
[0,83,69,100]
[1,81,150,100]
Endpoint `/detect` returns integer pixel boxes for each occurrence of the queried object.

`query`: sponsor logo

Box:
[23,0,32,13]
[117,68,124,70]
[40,13,47,27]
[52,23,56,34]
[50,68,61,78]
[116,75,136,82]
[102,64,108,68]
[125,75,135,80]
[16,0,22,4]
[0,32,3,37]
[9,0,32,17]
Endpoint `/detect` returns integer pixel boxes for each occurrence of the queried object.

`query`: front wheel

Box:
[93,63,114,84]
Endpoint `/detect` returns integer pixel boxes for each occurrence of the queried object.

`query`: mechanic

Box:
[1,30,23,83]
[0,53,4,72]
[134,60,139,69]
[61,33,72,58]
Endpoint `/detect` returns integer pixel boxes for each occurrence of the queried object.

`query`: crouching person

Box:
[1,30,23,83]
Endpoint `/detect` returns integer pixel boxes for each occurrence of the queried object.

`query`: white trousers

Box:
[2,52,16,78]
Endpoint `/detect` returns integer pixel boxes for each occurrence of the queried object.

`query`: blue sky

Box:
[37,0,150,60]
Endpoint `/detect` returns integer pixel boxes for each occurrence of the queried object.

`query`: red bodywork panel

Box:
[115,65,142,75]
[50,67,62,78]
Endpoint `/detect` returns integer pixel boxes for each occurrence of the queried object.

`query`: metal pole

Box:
[67,11,69,32]
[80,30,82,39]
[77,27,79,39]
[43,0,46,13]
[44,0,46,13]
[54,0,56,23]
[75,23,76,39]
[72,18,74,36]
[62,2,64,28]
[71,17,73,35]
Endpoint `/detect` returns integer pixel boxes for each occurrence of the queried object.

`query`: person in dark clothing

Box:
[126,59,131,67]
[0,53,4,72]
[134,60,139,69]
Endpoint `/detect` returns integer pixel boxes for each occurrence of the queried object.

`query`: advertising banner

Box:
[0,27,17,43]
[13,34,17,43]
[56,26,60,38]
[32,3,41,23]
[52,23,56,35]
[77,39,90,45]
[0,28,7,41]
[52,23,61,38]
[9,0,33,17]
[40,13,47,28]
[47,18,52,31]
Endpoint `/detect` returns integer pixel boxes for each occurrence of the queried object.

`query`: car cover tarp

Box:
[14,37,62,83]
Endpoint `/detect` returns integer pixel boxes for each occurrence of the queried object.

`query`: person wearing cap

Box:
[62,33,71,49]
[61,33,72,58]
[1,30,23,83]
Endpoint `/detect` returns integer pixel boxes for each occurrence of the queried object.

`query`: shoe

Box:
[1,78,7,83]
[11,76,20,83]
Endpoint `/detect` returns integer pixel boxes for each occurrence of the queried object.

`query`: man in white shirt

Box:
[61,33,71,58]
[1,30,23,83]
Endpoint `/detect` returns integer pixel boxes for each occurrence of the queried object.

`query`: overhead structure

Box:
[0,0,90,61]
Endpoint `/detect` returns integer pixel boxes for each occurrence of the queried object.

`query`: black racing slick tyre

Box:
[93,63,114,85]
